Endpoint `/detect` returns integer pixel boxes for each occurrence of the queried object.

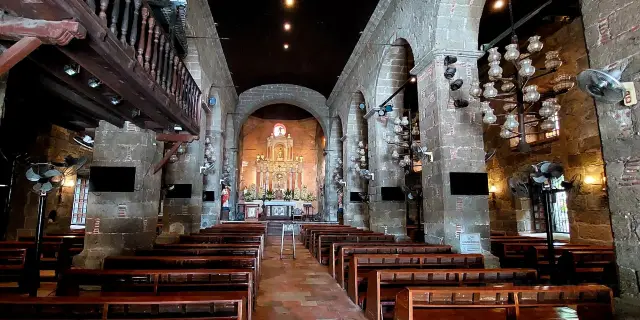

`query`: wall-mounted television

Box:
[203,191,215,202]
[89,166,136,192]
[449,172,489,195]
[381,187,405,201]
[350,192,364,202]
[166,184,192,198]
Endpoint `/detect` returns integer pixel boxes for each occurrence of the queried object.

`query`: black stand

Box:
[29,191,47,297]
[540,189,555,267]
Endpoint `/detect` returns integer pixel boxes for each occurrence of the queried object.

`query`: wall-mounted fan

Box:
[530,161,564,184]
[577,68,626,103]
[26,163,64,193]
[508,176,529,197]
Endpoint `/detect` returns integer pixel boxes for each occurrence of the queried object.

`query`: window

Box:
[550,176,569,233]
[71,177,89,225]
[273,123,286,137]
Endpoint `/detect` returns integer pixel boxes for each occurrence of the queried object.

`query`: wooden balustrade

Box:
[81,0,201,126]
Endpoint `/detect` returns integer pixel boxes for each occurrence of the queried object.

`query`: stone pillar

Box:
[323,120,342,222]
[73,121,162,269]
[415,51,496,266]
[581,0,640,299]
[202,128,223,227]
[366,109,406,237]
[343,133,368,229]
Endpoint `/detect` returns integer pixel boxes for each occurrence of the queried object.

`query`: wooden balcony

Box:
[1,0,201,134]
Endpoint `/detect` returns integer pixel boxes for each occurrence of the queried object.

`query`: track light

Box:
[410,76,417,83]
[444,56,458,66]
[64,64,80,76]
[174,124,183,131]
[445,67,457,80]
[450,79,464,91]
[358,103,366,110]
[110,95,122,105]
[454,99,470,108]
[88,78,101,88]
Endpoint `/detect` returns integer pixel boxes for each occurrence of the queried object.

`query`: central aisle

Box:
[254,236,367,320]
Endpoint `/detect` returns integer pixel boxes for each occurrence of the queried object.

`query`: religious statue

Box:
[275,189,284,200]
[221,186,231,209]
[277,146,284,160]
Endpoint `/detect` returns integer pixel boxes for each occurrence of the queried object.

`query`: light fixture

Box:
[284,22,291,31]
[110,95,122,105]
[285,0,295,7]
[493,0,505,9]
[88,78,101,88]
[283,43,289,50]
[410,76,417,83]
[73,135,94,150]
[489,185,498,193]
[584,176,598,185]
[173,124,183,131]
[64,64,80,76]
[63,177,76,187]
[471,0,575,153]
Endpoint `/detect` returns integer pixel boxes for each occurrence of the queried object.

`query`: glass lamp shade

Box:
[500,128,514,139]
[541,119,556,131]
[504,114,519,130]
[527,36,544,53]
[411,126,420,136]
[393,135,401,143]
[401,117,409,126]
[487,47,502,62]
[542,98,558,108]
[504,44,520,61]
[503,103,517,112]
[394,117,401,125]
[518,59,536,78]
[501,81,515,92]
[469,81,483,98]
[488,61,503,78]
[394,125,403,134]
[358,141,365,148]
[483,82,498,98]
[538,105,555,118]
[523,85,541,103]
[392,150,400,159]
[483,109,498,124]
[545,51,563,70]
[358,148,366,156]
[360,155,367,162]
[480,101,492,113]
[553,74,575,92]
[169,154,179,163]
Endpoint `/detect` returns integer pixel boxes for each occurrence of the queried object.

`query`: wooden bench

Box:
[305,227,362,249]
[58,268,254,320]
[490,237,550,258]
[334,245,452,288]
[364,268,538,320]
[0,241,80,278]
[136,248,262,282]
[500,242,574,268]
[0,293,246,319]
[558,250,617,291]
[525,245,614,279]
[347,254,484,303]
[302,225,357,247]
[393,285,613,320]
[0,248,27,289]
[490,230,507,236]
[180,234,264,257]
[316,234,396,263]
[103,255,259,294]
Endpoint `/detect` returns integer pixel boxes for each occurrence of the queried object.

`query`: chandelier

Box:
[470,0,575,153]
[387,110,432,171]
[352,141,373,180]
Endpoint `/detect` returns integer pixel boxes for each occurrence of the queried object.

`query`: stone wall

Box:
[580,0,640,299]
[6,125,92,239]
[485,19,612,245]
[239,116,323,208]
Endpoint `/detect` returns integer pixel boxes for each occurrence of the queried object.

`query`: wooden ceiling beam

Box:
[0,36,41,76]
[153,141,182,174]
[156,133,198,143]
[0,15,86,45]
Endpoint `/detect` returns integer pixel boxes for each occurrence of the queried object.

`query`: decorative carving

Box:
[0,16,86,46]
[137,7,149,66]
[144,16,155,71]
[120,0,131,44]
[129,0,142,47]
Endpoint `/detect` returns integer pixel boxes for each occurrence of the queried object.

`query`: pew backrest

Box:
[315,233,392,261]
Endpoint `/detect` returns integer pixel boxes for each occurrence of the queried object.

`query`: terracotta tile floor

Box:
[254,236,367,320]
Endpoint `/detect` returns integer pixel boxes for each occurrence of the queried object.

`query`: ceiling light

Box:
[88,78,101,88]
[494,0,505,9]
[64,64,80,76]
[285,0,295,8]
[283,43,290,50]
[110,95,122,105]
[174,124,183,131]
[410,76,417,83]
[284,22,291,31]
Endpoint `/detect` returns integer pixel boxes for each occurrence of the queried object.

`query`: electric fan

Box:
[577,68,626,103]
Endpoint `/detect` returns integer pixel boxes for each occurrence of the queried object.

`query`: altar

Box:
[264,200,297,219]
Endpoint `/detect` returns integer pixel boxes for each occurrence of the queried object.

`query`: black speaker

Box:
[349,192,364,202]
[203,191,215,202]
[381,187,405,201]
[165,184,192,198]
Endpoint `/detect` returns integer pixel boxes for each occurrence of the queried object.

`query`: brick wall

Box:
[485,19,612,245]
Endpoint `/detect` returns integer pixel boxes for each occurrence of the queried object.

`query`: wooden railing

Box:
[83,0,200,126]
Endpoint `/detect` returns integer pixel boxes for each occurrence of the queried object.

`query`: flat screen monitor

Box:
[349,192,364,202]
[203,191,215,202]
[166,184,192,198]
[381,187,405,201]
[449,172,489,195]
[89,166,136,192]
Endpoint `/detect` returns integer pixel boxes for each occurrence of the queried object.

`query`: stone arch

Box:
[234,84,330,141]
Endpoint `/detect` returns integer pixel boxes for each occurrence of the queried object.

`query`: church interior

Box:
[0,0,638,319]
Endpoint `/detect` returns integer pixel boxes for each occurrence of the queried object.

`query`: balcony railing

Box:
[83,0,200,127]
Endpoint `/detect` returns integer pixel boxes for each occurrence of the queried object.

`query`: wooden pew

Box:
[0,248,27,289]
[103,255,259,295]
[305,226,360,249]
[310,229,374,255]
[347,253,484,303]
[558,250,617,291]
[0,241,80,278]
[316,234,395,263]
[180,234,264,257]
[490,230,507,236]
[58,269,254,320]
[302,225,356,247]
[0,294,246,320]
[155,243,261,250]
[364,268,538,320]
[500,242,574,268]
[334,245,452,288]
[136,248,261,283]
[490,237,550,258]
[392,285,613,320]
[525,245,614,279]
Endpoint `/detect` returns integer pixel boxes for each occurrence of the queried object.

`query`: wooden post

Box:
[0,37,42,76]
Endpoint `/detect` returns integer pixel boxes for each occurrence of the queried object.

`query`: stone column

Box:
[323,120,342,222]
[365,110,406,237]
[202,128,223,227]
[581,0,640,298]
[415,51,496,266]
[73,121,162,269]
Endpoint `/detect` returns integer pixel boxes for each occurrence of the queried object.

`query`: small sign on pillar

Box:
[92,218,101,234]
[460,233,482,254]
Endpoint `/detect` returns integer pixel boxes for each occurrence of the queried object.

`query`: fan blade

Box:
[41,182,53,192]
[44,169,62,178]
[32,183,42,192]
[26,168,41,182]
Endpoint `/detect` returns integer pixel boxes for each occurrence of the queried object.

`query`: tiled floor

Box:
[254,236,367,320]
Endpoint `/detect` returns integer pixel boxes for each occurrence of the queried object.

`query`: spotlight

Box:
[174,124,183,131]
[454,99,470,109]
[358,103,366,110]
[283,43,289,50]
[445,66,457,80]
[377,109,386,117]
[444,55,458,66]
[285,0,294,7]
[494,0,505,9]
[110,95,122,105]
[64,64,80,76]
[410,76,417,83]
[88,78,101,88]
[384,105,393,113]
[284,22,291,31]
[450,79,464,91]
